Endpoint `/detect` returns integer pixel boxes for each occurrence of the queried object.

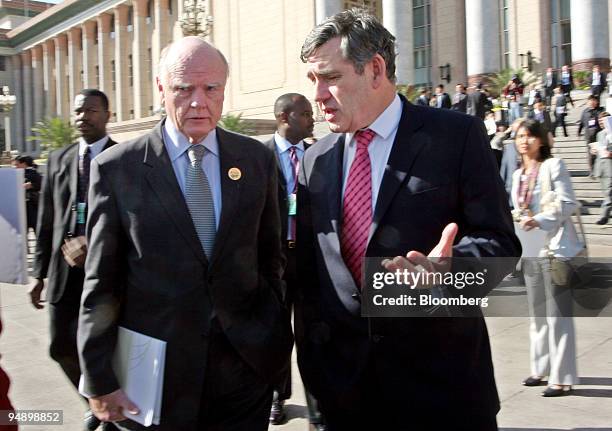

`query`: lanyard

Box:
[518,163,540,210]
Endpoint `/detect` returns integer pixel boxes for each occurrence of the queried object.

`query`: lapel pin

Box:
[228,167,242,181]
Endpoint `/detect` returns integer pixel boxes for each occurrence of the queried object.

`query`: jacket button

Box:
[351,293,360,299]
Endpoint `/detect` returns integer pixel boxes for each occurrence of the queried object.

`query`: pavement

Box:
[1,248,612,430]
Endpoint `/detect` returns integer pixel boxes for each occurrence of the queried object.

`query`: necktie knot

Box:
[355,129,375,150]
[188,145,206,167]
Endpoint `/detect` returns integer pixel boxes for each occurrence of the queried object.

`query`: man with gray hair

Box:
[78,36,292,430]
[296,9,520,430]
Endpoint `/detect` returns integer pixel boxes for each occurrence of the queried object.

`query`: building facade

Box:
[1,0,611,154]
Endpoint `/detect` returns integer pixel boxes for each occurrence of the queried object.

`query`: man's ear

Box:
[370,54,387,89]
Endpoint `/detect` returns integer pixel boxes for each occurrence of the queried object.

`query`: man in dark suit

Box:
[560,64,574,107]
[527,100,553,133]
[451,83,468,113]
[297,10,520,430]
[434,84,451,109]
[467,82,488,119]
[77,37,292,431]
[542,67,558,106]
[29,89,117,431]
[264,93,325,430]
[578,95,606,176]
[415,88,430,106]
[590,64,607,101]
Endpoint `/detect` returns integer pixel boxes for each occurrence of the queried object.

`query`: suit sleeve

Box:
[31,154,55,279]
[77,158,122,397]
[257,150,286,303]
[452,117,522,295]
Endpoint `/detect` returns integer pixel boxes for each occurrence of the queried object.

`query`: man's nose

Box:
[190,88,207,108]
[313,80,330,104]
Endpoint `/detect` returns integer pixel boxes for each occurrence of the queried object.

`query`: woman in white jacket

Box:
[511,119,580,397]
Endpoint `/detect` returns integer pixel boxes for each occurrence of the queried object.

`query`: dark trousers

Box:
[553,114,568,137]
[198,325,272,431]
[317,352,498,431]
[592,85,604,100]
[561,85,574,106]
[275,245,324,425]
[49,267,84,390]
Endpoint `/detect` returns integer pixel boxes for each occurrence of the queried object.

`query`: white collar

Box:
[163,118,219,162]
[79,135,109,156]
[274,132,305,153]
[347,94,402,144]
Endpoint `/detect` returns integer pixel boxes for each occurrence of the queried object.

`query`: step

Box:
[574,190,606,199]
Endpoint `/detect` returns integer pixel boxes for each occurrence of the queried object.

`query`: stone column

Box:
[97,13,113,94]
[20,51,34,154]
[172,0,184,41]
[10,56,24,152]
[153,0,170,111]
[315,0,343,24]
[114,4,130,122]
[67,27,83,112]
[465,0,500,85]
[132,0,150,118]
[571,0,610,72]
[81,20,96,88]
[42,40,56,118]
[382,0,413,86]
[54,35,69,119]
[31,46,44,127]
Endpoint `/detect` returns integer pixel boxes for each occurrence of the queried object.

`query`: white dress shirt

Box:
[342,94,402,211]
[162,119,222,229]
[79,135,109,161]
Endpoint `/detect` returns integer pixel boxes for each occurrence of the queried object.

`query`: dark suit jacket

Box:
[78,121,293,430]
[543,72,558,96]
[263,137,311,241]
[451,92,467,113]
[32,138,117,304]
[466,90,487,119]
[295,96,520,422]
[527,109,553,132]
[436,92,451,109]
[590,71,606,89]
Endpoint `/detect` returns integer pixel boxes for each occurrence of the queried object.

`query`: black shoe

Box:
[542,385,571,397]
[269,399,286,425]
[596,216,609,225]
[522,376,546,386]
[83,411,100,431]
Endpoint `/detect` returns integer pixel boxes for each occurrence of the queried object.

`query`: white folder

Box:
[80,327,166,427]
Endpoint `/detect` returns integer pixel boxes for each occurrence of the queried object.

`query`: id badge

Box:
[77,202,87,225]
[288,193,297,216]
[589,119,597,127]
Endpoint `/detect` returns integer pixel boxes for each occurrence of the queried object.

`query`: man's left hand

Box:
[381,223,458,289]
[519,217,540,231]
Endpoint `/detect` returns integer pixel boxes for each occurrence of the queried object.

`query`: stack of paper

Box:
[80,327,166,427]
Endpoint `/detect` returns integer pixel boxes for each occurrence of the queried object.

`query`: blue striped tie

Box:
[186,145,216,258]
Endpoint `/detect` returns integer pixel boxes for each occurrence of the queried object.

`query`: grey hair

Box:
[300,8,396,82]
[158,38,230,79]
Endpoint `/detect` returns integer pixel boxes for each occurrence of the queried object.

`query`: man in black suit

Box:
[297,10,520,430]
[264,93,325,430]
[527,100,553,133]
[590,64,607,101]
[434,84,451,109]
[451,83,468,113]
[542,67,558,106]
[467,82,488,119]
[415,88,430,106]
[77,37,292,431]
[29,89,117,431]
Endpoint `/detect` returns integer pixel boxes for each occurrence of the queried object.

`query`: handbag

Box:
[538,159,592,288]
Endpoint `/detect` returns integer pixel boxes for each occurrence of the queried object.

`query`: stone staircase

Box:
[550,92,612,246]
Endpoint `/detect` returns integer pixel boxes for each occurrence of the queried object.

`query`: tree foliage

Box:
[218,112,254,135]
[27,117,77,158]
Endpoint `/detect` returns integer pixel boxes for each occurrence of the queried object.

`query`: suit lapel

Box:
[208,128,242,268]
[370,98,426,243]
[266,137,287,196]
[327,134,346,230]
[59,144,79,234]
[144,121,208,265]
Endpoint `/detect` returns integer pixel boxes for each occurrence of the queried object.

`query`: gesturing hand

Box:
[381,223,459,289]
[89,389,139,423]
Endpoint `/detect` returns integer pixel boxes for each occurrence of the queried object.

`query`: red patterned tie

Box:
[341,129,376,287]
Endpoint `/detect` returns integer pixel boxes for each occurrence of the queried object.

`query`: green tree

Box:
[489,68,539,97]
[218,112,254,135]
[396,84,420,103]
[27,117,77,158]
